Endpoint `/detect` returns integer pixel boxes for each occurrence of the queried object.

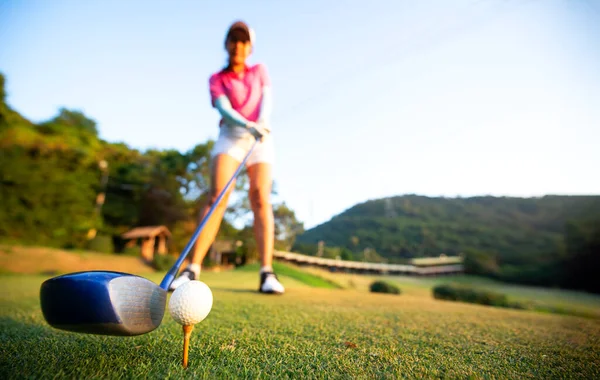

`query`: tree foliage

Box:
[562,218,600,293]
[273,202,304,251]
[294,194,600,293]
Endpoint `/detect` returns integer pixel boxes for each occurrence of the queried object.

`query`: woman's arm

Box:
[257,86,272,126]
[215,87,272,137]
[214,95,251,128]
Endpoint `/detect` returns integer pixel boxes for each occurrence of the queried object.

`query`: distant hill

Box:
[294,194,600,267]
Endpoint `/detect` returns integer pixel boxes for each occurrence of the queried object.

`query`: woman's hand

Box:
[246,121,270,141]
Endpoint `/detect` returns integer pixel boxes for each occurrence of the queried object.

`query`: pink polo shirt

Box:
[209,63,270,128]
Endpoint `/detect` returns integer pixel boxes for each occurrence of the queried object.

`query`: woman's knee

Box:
[249,187,271,211]
[206,187,232,209]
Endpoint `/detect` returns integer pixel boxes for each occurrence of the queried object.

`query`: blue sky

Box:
[1,0,599,229]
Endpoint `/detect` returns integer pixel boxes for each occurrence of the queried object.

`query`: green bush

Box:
[87,235,114,253]
[370,280,401,295]
[152,254,177,271]
[202,255,217,268]
[432,283,509,307]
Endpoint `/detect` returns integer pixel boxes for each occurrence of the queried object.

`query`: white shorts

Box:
[210,126,275,166]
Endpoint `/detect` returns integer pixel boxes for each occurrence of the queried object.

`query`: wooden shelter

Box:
[122,225,171,262]
[209,240,243,266]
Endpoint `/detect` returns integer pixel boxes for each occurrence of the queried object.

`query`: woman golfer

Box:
[170,20,284,294]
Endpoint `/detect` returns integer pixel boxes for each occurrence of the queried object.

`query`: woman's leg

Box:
[247,162,275,268]
[190,153,241,265]
[169,153,240,290]
[247,162,284,294]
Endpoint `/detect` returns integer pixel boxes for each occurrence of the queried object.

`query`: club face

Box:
[40,271,166,336]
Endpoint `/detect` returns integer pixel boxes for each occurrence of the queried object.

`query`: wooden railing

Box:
[273,251,464,276]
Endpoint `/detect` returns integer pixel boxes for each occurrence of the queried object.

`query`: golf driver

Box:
[40,138,260,336]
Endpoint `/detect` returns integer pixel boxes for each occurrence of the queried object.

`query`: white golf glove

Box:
[246,121,270,141]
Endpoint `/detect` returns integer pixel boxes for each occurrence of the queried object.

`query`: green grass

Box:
[306,268,600,319]
[1,268,600,379]
[273,263,342,289]
[395,275,600,319]
[245,261,342,289]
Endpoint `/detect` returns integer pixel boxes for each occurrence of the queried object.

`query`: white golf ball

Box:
[168,280,213,326]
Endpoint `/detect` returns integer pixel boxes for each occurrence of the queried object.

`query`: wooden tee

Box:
[182,325,194,368]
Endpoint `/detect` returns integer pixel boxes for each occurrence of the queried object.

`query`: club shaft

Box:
[159,139,259,290]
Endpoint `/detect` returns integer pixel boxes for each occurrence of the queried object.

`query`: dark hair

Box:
[226,29,250,46]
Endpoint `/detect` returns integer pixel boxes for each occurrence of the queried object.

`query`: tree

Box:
[273,202,304,251]
[0,106,101,248]
[49,108,99,135]
[563,219,600,293]
[183,141,214,199]
[463,249,500,277]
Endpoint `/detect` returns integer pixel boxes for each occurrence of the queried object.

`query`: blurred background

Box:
[1,0,599,294]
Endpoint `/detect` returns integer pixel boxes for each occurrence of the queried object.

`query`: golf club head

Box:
[40,271,166,336]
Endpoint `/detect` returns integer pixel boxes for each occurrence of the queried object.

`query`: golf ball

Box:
[168,280,213,326]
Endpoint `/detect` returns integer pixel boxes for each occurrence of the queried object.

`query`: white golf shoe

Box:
[169,268,197,291]
[259,271,285,294]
